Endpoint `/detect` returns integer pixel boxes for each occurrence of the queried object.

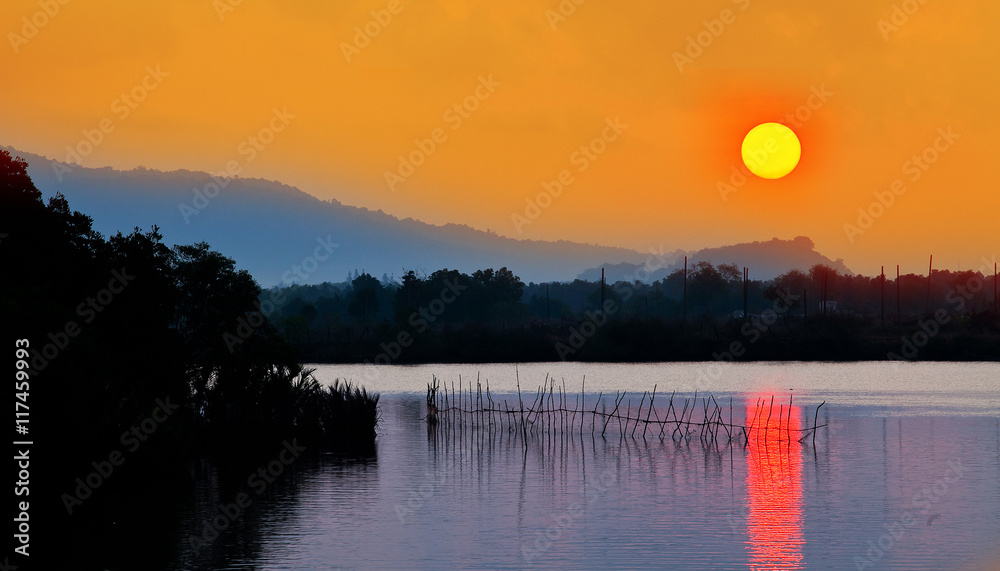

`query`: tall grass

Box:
[200,365,380,457]
[295,375,380,452]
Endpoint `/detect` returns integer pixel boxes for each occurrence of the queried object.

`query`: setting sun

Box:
[742,122,802,180]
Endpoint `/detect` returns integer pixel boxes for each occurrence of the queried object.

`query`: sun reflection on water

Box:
[745,395,805,570]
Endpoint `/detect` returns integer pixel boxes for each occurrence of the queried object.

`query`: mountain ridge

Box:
[578,236,852,283]
[4,145,852,285]
[5,146,649,285]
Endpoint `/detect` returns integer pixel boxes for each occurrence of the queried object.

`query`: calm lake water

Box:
[173,362,1000,570]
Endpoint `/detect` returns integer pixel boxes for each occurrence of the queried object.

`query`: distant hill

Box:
[578,236,852,282]
[6,146,852,285]
[6,146,648,285]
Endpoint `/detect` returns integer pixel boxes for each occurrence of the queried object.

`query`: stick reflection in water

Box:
[745,394,805,570]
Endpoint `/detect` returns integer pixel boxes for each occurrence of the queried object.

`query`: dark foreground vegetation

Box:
[2,151,378,567]
[266,252,999,364]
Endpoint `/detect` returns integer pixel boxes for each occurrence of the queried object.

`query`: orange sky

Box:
[2,0,997,275]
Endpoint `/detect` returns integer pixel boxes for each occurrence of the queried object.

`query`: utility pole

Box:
[682,256,688,326]
[926,255,933,316]
[743,267,748,318]
[655,281,659,318]
[600,268,605,320]
[546,283,550,320]
[880,266,885,330]
[896,264,903,327]
[823,271,828,317]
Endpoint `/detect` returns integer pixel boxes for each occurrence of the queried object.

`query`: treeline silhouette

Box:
[2,151,378,566]
[272,261,999,363]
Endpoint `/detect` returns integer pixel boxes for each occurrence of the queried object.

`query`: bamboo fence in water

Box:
[425,373,827,446]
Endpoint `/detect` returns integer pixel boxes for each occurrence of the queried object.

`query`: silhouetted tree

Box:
[299,301,317,342]
[689,261,728,315]
[348,272,382,323]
